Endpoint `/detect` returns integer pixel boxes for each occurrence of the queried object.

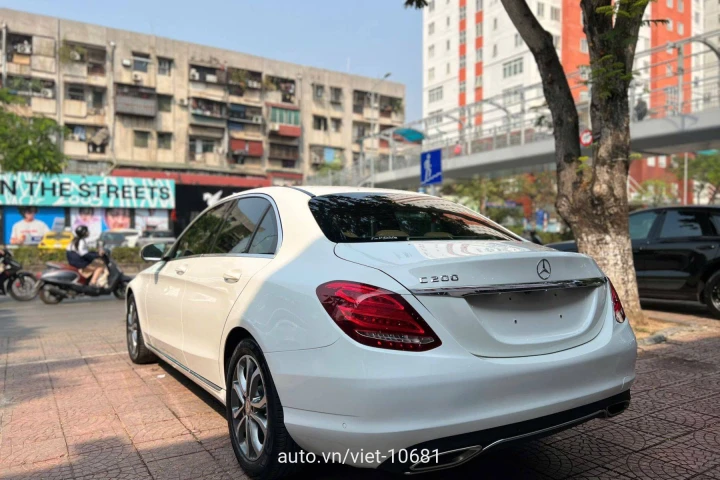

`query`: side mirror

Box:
[140,243,169,262]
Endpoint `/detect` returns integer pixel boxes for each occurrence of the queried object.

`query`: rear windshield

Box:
[308,193,521,243]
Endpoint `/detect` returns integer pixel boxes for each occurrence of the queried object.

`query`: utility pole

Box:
[1,23,7,86]
[684,152,689,205]
[676,44,684,115]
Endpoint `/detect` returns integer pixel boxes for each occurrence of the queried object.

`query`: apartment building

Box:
[0,8,405,205]
[423,0,702,135]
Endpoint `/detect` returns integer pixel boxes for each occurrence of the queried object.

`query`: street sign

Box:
[580,129,593,147]
[420,149,443,185]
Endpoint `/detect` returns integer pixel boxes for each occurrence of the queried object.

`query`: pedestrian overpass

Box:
[307,32,720,189]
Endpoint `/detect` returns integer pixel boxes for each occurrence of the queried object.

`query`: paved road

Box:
[0,299,719,479]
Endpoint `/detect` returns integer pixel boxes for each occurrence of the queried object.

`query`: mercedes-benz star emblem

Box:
[537,259,551,280]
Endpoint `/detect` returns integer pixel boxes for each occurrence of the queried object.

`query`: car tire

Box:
[226,338,302,480]
[703,271,720,318]
[126,295,157,364]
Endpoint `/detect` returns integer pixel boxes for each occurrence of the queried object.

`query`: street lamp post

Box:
[367,72,391,187]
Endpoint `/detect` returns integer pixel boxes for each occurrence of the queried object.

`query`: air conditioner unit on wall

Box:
[269,123,280,131]
[14,43,32,55]
[206,74,218,83]
[122,59,132,68]
[40,88,53,98]
[190,69,200,81]
[251,115,263,124]
[132,73,143,83]
[247,80,261,89]
[178,98,188,107]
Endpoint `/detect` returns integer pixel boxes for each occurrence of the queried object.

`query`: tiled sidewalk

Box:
[1,314,719,479]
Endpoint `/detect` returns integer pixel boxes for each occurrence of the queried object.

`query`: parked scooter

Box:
[0,248,38,301]
[37,249,133,304]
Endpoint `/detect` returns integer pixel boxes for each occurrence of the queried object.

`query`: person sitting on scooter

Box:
[66,226,105,286]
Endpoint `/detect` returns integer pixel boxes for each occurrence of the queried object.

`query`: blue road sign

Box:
[420,149,442,185]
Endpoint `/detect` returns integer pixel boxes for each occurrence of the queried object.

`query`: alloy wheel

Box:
[127,302,138,356]
[230,355,268,461]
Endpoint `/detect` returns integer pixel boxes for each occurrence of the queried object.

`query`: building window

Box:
[536,2,545,17]
[667,19,672,31]
[502,58,524,78]
[132,52,150,73]
[476,22,483,36]
[429,0,435,12]
[515,33,522,47]
[459,81,466,93]
[460,5,467,19]
[134,131,150,148]
[331,118,342,132]
[580,65,591,80]
[647,156,656,166]
[66,84,85,101]
[447,62,451,74]
[666,0,672,8]
[313,116,328,131]
[314,84,325,100]
[460,55,466,69]
[678,0,683,11]
[429,67,435,81]
[270,107,300,125]
[553,35,560,48]
[659,155,667,168]
[580,39,588,53]
[91,89,104,109]
[579,90,589,102]
[694,12,700,24]
[447,16,450,27]
[476,0,483,10]
[429,22,435,35]
[447,39,451,51]
[475,76,483,87]
[666,64,673,76]
[158,57,173,76]
[551,6,560,20]
[429,44,435,58]
[158,132,172,150]
[493,44,498,57]
[429,86,443,103]
[428,109,443,126]
[493,18,498,30]
[190,137,215,155]
[460,30,467,44]
[678,22,684,35]
[476,48,483,61]
[158,95,172,112]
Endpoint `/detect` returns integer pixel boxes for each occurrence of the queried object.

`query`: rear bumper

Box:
[379,390,630,474]
[266,315,637,468]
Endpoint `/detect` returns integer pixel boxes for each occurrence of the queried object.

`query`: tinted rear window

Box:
[309,193,520,243]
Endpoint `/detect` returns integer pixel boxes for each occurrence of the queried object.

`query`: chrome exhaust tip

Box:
[406,445,483,474]
[605,400,630,418]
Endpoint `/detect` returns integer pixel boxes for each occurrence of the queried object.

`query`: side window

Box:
[211,197,271,254]
[173,202,229,258]
[659,210,712,239]
[629,211,659,240]
[248,210,279,254]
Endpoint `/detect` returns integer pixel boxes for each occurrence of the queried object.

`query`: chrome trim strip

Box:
[479,410,606,453]
[146,344,222,392]
[406,446,483,474]
[410,277,607,297]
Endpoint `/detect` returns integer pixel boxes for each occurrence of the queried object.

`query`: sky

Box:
[1,0,423,119]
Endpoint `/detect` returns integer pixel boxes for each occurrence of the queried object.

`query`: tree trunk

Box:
[501,0,647,325]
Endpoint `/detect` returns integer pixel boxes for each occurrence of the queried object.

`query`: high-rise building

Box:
[422,0,702,133]
[0,8,405,193]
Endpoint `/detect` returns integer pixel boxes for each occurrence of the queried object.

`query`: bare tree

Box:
[406,0,653,324]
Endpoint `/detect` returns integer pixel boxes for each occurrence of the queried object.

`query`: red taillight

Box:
[316,281,442,351]
[609,279,627,323]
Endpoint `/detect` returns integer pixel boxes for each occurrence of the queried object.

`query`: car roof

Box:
[227,185,430,199]
[632,205,720,215]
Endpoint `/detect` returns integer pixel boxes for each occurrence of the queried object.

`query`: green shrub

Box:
[110,247,145,264]
[9,246,146,267]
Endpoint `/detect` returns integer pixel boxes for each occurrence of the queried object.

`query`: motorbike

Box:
[37,250,133,304]
[0,248,38,301]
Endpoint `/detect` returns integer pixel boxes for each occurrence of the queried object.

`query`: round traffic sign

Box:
[580,129,593,147]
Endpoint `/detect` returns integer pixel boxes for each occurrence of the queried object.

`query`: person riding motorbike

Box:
[66,226,106,287]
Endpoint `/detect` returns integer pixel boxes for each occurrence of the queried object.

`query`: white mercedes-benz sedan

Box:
[127,186,636,479]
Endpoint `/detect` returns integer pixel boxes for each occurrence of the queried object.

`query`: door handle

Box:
[175,264,188,275]
[698,245,717,250]
[223,270,242,283]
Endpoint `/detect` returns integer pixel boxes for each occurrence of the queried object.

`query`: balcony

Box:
[190,98,227,118]
[267,123,301,138]
[228,104,263,124]
[116,85,157,117]
[268,144,299,161]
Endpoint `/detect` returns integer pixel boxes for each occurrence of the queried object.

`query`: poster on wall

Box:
[4,206,66,246]
[70,207,104,245]
[135,209,169,232]
[102,208,132,231]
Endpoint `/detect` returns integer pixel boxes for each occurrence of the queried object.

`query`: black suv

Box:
[548,206,720,317]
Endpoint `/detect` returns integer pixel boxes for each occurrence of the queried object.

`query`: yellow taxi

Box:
[38,231,74,250]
